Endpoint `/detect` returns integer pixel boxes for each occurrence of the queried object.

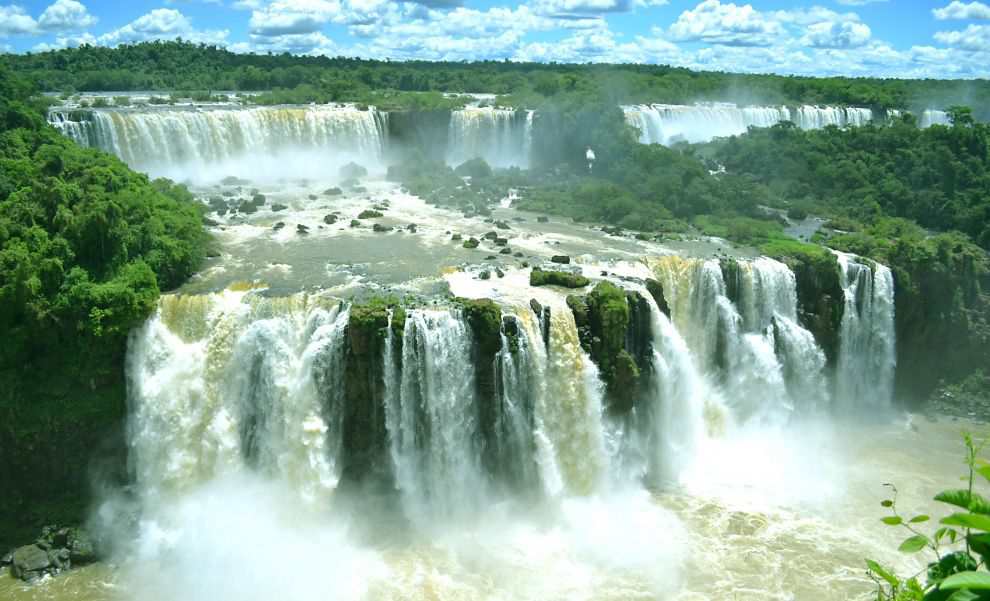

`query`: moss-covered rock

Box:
[459,298,503,475]
[583,282,638,413]
[530,268,590,289]
[566,294,593,354]
[358,209,383,219]
[785,251,844,368]
[645,278,670,317]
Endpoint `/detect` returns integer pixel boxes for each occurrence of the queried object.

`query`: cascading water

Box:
[834,251,897,409]
[446,106,532,168]
[127,291,349,506]
[48,105,389,181]
[920,109,951,128]
[384,308,487,523]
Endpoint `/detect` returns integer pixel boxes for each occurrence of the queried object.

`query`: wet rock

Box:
[339,162,368,180]
[308,194,318,200]
[271,203,288,212]
[463,237,480,249]
[323,187,343,196]
[297,224,310,234]
[494,238,508,247]
[66,530,96,565]
[495,268,505,278]
[499,247,512,255]
[373,223,393,233]
[485,255,497,260]
[273,222,285,231]
[483,231,499,241]
[358,209,383,219]
[406,224,417,233]
[451,233,463,241]
[514,252,524,258]
[323,214,338,225]
[350,219,362,228]
[11,545,52,581]
[495,220,511,230]
[602,226,623,236]
[2,550,13,567]
[551,255,571,264]
[203,217,220,227]
[252,193,266,204]
[221,176,250,186]
[537,216,549,223]
[479,270,491,280]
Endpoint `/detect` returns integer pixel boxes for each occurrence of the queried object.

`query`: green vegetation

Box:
[529,268,591,289]
[0,65,209,548]
[7,41,990,115]
[869,433,990,600]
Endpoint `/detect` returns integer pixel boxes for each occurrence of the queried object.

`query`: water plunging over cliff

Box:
[446,106,533,168]
[48,105,390,181]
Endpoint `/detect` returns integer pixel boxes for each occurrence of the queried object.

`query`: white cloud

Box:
[666,0,783,47]
[249,0,342,36]
[934,23,990,50]
[0,5,38,36]
[38,0,97,31]
[933,1,990,20]
[803,19,871,48]
[836,0,887,6]
[32,31,96,52]
[534,0,666,17]
[98,8,228,46]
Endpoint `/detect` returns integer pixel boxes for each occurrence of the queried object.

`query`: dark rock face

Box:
[645,279,670,317]
[296,224,310,235]
[550,255,570,264]
[461,299,504,476]
[585,282,637,414]
[271,203,288,212]
[340,303,391,486]
[373,224,393,233]
[789,254,844,369]
[530,299,551,350]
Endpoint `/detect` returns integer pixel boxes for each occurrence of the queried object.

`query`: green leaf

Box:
[910,515,931,524]
[938,490,978,510]
[941,571,990,590]
[970,496,990,515]
[898,534,929,553]
[947,589,981,601]
[883,516,904,526]
[942,513,990,532]
[866,559,899,588]
[882,499,894,508]
[976,464,990,484]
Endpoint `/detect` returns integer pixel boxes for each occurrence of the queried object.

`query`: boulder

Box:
[537,216,549,223]
[296,224,310,235]
[339,162,368,180]
[551,255,571,264]
[494,238,508,247]
[271,203,288,212]
[373,224,393,233]
[483,231,498,241]
[350,219,362,228]
[358,209,383,219]
[323,214,338,225]
[323,187,343,196]
[451,233,463,241]
[11,544,52,581]
[463,238,480,249]
[495,220,511,230]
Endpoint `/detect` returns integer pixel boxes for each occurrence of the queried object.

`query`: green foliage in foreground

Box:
[868,434,990,600]
[0,64,209,547]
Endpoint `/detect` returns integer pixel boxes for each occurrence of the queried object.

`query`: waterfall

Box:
[126,292,349,506]
[621,103,882,145]
[834,251,897,409]
[920,109,951,128]
[446,106,531,168]
[47,105,389,180]
[385,309,487,522]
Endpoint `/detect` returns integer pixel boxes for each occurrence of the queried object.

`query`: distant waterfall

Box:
[48,105,389,179]
[920,109,951,128]
[446,106,532,168]
[833,251,896,409]
[622,103,882,145]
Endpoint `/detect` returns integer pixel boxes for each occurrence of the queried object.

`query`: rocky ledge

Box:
[1,525,97,582]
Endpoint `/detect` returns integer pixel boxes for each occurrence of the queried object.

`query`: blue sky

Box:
[1,0,989,77]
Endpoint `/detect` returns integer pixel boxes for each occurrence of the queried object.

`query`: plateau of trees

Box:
[4,40,990,115]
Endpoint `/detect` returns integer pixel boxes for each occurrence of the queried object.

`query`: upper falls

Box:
[622,103,950,145]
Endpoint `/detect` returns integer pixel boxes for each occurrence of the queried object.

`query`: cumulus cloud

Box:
[249,0,341,35]
[933,1,990,20]
[803,19,871,48]
[665,0,783,47]
[934,23,990,50]
[98,8,228,46]
[0,5,39,36]
[836,0,887,6]
[32,31,97,52]
[38,0,97,31]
